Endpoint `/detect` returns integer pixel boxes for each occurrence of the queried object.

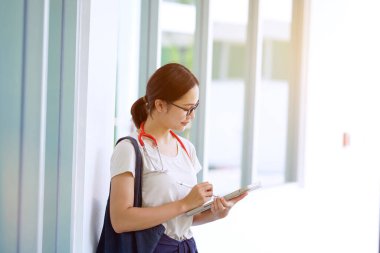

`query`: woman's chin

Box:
[174,124,187,132]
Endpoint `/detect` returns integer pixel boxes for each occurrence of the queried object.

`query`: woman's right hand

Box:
[182,182,213,211]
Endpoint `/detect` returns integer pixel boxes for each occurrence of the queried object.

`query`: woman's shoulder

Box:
[176,134,202,172]
[112,134,141,160]
[176,135,197,159]
[177,135,195,149]
[114,131,139,148]
[112,139,135,160]
[111,136,138,178]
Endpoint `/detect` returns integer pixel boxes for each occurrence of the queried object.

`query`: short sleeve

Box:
[110,139,136,178]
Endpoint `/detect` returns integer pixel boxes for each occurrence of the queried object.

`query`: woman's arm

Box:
[110,172,213,233]
[192,193,248,226]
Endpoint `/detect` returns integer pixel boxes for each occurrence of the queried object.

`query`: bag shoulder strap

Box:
[115,136,143,207]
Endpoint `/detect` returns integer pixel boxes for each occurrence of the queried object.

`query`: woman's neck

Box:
[143,117,172,145]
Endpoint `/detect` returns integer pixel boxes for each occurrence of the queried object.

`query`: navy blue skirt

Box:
[153,234,198,253]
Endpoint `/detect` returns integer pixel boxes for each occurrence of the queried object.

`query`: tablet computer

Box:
[185,181,261,216]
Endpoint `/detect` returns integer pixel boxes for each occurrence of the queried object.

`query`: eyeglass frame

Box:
[168,100,199,116]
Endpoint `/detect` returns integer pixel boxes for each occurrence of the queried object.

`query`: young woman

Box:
[109,63,247,252]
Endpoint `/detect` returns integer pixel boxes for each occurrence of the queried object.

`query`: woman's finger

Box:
[215,198,225,210]
[204,188,213,197]
[229,192,248,203]
[220,197,233,208]
[211,201,216,213]
[201,182,213,191]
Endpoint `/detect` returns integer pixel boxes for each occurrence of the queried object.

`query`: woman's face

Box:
[164,85,199,132]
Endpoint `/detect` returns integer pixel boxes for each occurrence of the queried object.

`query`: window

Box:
[159,0,197,139]
[207,0,249,194]
[114,0,141,140]
[160,0,196,71]
[138,0,306,191]
[256,0,296,186]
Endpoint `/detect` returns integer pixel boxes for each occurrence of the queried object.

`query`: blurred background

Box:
[1,0,379,252]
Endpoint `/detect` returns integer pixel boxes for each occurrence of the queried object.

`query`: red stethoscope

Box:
[138,122,190,172]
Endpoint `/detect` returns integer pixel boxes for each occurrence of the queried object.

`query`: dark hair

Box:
[131,63,199,128]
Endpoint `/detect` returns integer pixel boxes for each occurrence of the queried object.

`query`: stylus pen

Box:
[176,181,194,188]
[177,181,218,198]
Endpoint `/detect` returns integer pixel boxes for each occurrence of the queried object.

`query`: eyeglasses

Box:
[169,100,199,116]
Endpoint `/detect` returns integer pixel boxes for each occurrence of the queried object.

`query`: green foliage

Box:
[161,45,194,71]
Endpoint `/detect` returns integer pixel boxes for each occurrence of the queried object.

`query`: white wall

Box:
[192,0,380,252]
[303,0,380,251]
[70,0,380,252]
[72,0,119,252]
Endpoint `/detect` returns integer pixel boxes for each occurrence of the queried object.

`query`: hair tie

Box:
[142,96,149,109]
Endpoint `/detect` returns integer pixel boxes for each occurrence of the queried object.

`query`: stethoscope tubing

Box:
[138,122,191,172]
[138,122,190,158]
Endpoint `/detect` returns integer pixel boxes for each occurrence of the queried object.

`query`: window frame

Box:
[139,0,309,187]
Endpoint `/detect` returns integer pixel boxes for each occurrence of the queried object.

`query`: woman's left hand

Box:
[210,192,248,219]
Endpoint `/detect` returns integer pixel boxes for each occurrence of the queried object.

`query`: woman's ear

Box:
[154,99,167,113]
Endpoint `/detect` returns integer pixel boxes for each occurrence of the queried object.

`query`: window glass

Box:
[114,0,140,140]
[207,0,248,195]
[160,0,196,139]
[256,0,294,186]
[164,0,193,4]
[160,0,196,71]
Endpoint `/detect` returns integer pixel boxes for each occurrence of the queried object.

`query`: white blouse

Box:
[110,131,202,241]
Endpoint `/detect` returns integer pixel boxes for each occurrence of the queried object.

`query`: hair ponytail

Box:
[131,97,148,128]
[130,63,199,129]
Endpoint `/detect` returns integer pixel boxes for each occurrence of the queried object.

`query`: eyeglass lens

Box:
[187,102,199,116]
